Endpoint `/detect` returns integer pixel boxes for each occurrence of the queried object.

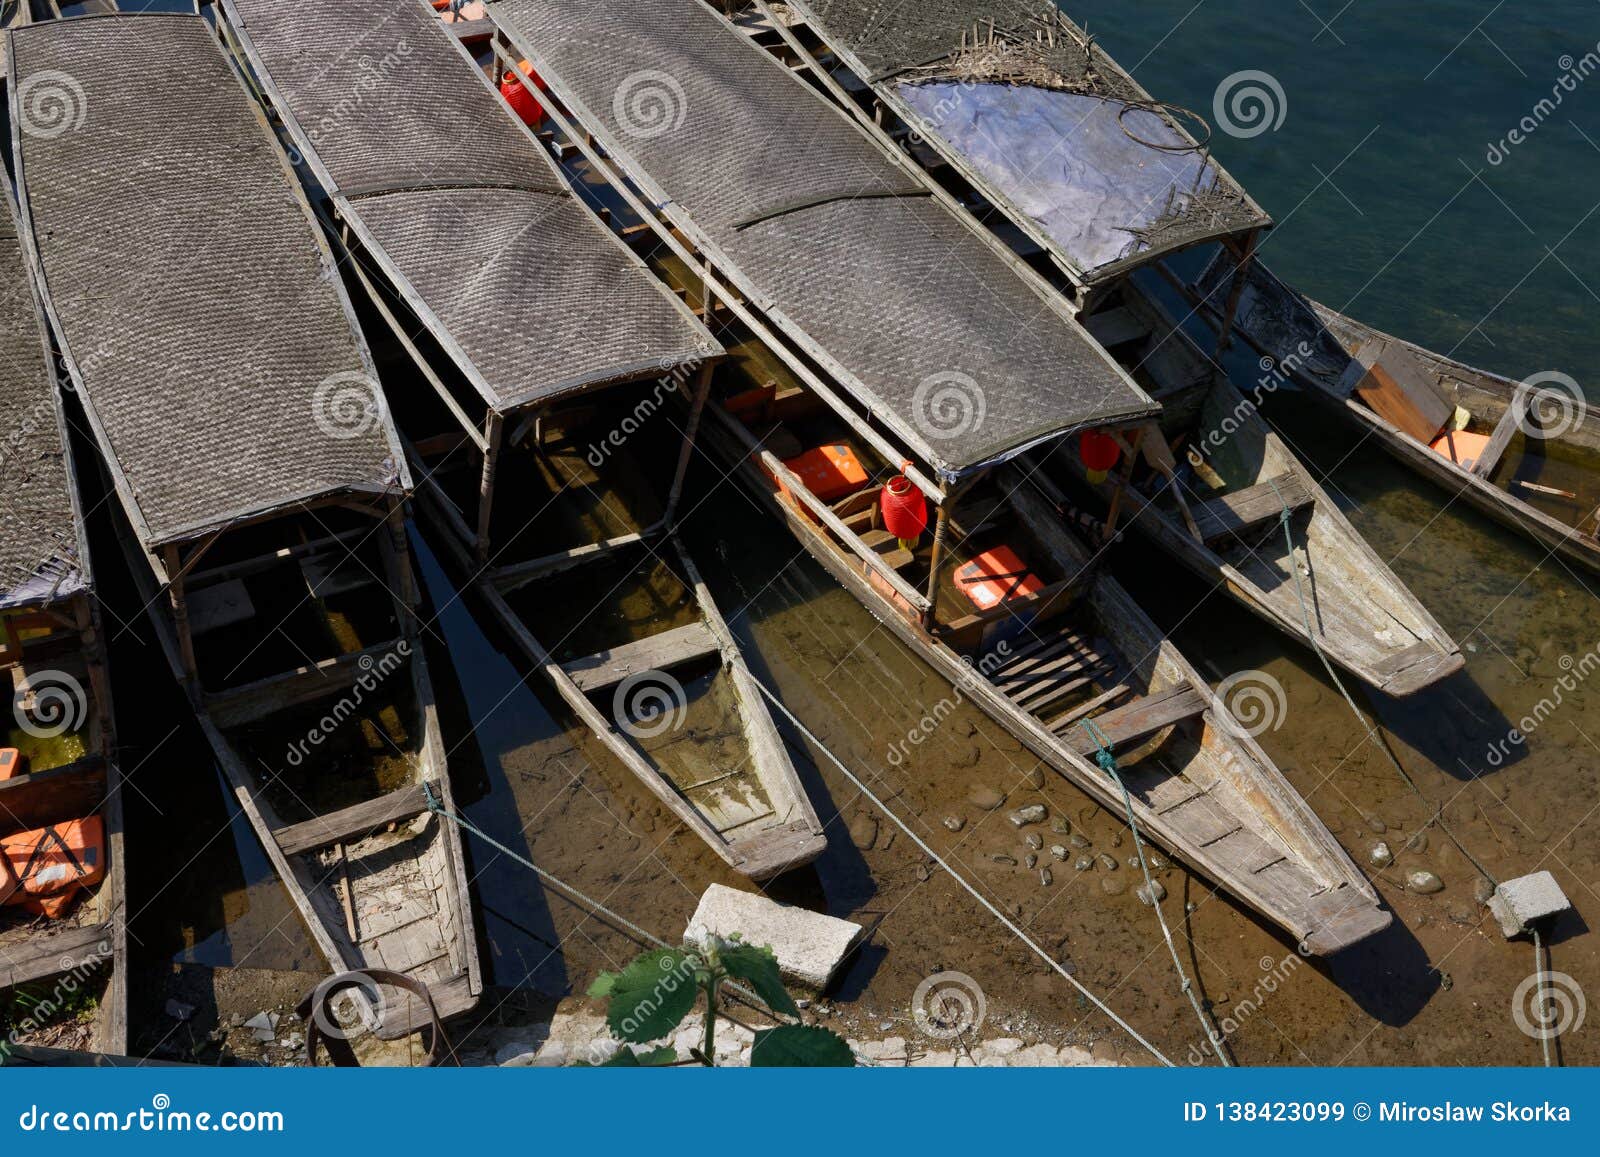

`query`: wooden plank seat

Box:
[1063,681,1208,756]
[272,780,437,857]
[859,528,915,571]
[1191,472,1314,543]
[561,621,721,692]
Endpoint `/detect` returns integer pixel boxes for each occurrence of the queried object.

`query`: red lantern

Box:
[1079,429,1121,484]
[879,475,928,549]
[500,60,547,127]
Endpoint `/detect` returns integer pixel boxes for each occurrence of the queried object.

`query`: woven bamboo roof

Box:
[487,0,1155,478]
[222,0,720,416]
[8,13,408,550]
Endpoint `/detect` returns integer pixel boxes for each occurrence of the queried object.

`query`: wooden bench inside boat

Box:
[1191,473,1314,543]
[1062,681,1209,756]
[272,781,437,857]
[560,621,722,692]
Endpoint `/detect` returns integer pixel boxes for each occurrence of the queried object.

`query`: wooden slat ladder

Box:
[560,621,721,693]
[1191,473,1314,544]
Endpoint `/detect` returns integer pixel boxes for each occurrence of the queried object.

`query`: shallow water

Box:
[106,0,1600,1066]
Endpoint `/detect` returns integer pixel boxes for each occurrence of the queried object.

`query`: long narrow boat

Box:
[9,11,480,1036]
[220,0,827,880]
[0,170,125,1058]
[1191,249,1600,574]
[481,0,1390,951]
[749,0,1463,696]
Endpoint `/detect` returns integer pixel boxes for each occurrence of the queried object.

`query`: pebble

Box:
[1051,817,1072,835]
[1473,877,1496,905]
[1100,875,1127,896]
[1025,853,1038,869]
[1136,880,1168,906]
[1366,816,1388,834]
[1406,831,1429,854]
[1009,804,1047,827]
[1407,870,1445,895]
[1024,833,1043,850]
[1022,766,1046,790]
[1097,853,1118,871]
[1050,844,1068,861]
[1109,832,1124,848]
[1039,868,1053,887]
[969,787,1006,810]
[1369,842,1393,869]
[916,864,931,882]
[990,853,1018,866]
[1069,834,1092,849]
[942,815,965,833]
[1074,856,1094,871]
[849,815,879,850]
[1147,852,1168,871]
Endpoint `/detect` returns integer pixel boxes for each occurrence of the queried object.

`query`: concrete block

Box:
[686,883,864,989]
[1487,871,1572,939]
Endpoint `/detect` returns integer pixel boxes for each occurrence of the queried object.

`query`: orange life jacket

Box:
[782,444,868,502]
[0,817,105,919]
[955,545,1044,611]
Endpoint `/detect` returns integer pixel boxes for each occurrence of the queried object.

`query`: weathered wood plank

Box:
[1472,392,1525,478]
[561,621,722,692]
[273,781,433,857]
[1065,681,1206,755]
[1192,473,1313,543]
[0,755,108,837]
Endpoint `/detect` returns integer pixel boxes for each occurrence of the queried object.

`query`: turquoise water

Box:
[1070,0,1600,394]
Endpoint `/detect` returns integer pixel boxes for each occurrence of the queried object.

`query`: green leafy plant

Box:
[585,934,854,1067]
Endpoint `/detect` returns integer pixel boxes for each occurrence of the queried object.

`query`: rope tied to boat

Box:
[1266,481,1499,889]
[1076,720,1231,1064]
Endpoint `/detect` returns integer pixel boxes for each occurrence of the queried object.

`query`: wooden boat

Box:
[733,0,1463,696]
[221,0,826,879]
[480,0,1390,950]
[9,11,480,1037]
[0,171,125,1058]
[1190,249,1600,575]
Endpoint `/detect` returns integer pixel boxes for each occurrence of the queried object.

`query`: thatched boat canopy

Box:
[7,13,409,553]
[487,0,1156,480]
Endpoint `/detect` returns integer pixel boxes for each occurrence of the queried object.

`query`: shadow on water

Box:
[410,533,571,998]
[1320,916,1441,1026]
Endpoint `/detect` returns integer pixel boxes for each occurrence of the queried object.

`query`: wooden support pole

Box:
[666,363,713,525]
[475,411,503,565]
[384,496,416,611]
[1101,426,1147,544]
[162,543,200,694]
[921,483,953,631]
[1215,229,1261,355]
